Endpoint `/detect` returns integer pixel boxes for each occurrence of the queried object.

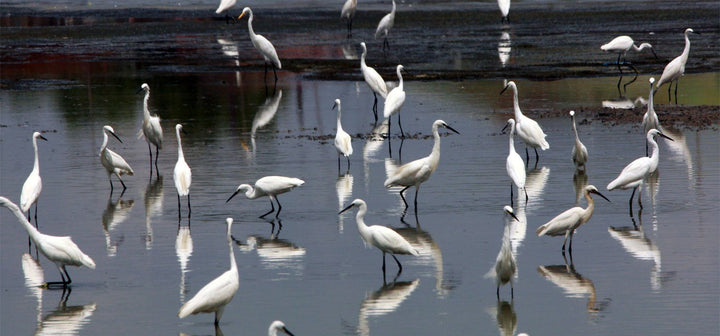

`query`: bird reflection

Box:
[659,126,694,187]
[341,42,359,60]
[357,278,420,336]
[498,30,511,67]
[485,300,517,336]
[363,120,388,191]
[384,157,408,216]
[34,288,97,336]
[336,173,354,233]
[537,260,610,317]
[176,221,193,303]
[523,166,550,211]
[101,194,133,257]
[143,175,164,250]
[233,233,305,277]
[22,253,44,326]
[217,38,241,87]
[395,225,456,298]
[601,96,647,109]
[573,169,589,205]
[251,89,283,155]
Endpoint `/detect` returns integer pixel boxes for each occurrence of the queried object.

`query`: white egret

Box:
[375,0,396,51]
[178,218,239,325]
[383,64,406,138]
[20,131,48,226]
[498,0,510,23]
[238,7,282,82]
[174,124,192,218]
[360,42,388,124]
[486,206,520,299]
[226,176,305,218]
[268,320,295,336]
[503,119,527,207]
[536,185,610,254]
[215,0,237,23]
[500,81,549,166]
[606,129,672,213]
[600,35,656,74]
[656,28,698,103]
[100,125,134,193]
[0,197,96,287]
[569,111,588,169]
[137,83,163,175]
[641,77,660,156]
[340,199,419,274]
[384,120,460,214]
[341,0,357,38]
[333,99,353,171]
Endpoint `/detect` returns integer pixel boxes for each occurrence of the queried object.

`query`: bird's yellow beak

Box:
[237,12,246,20]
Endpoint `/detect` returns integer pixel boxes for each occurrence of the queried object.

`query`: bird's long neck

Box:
[511,87,523,120]
[355,204,371,241]
[32,136,41,173]
[100,132,109,154]
[680,31,692,63]
[648,137,660,170]
[336,106,344,132]
[176,128,184,160]
[647,83,655,116]
[227,224,238,273]
[6,201,41,242]
[390,0,396,15]
[143,90,151,119]
[429,124,442,167]
[571,116,581,145]
[244,186,258,199]
[508,124,517,153]
[247,11,257,40]
[396,67,404,90]
[360,47,368,69]
[582,191,596,222]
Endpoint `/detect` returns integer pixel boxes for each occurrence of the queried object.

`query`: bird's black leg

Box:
[399,186,410,211]
[667,82,672,102]
[496,286,500,300]
[387,115,392,138]
[346,20,352,38]
[177,193,182,220]
[119,177,127,191]
[382,252,386,272]
[109,178,114,193]
[673,80,679,104]
[154,146,160,178]
[346,156,351,171]
[260,198,275,218]
[372,93,379,126]
[275,196,283,218]
[398,112,405,139]
[413,186,419,215]
[525,148,530,167]
[534,148,540,166]
[392,254,403,274]
[33,202,39,228]
[187,194,191,218]
[147,142,153,173]
[616,54,623,75]
[272,64,278,83]
[568,232,574,254]
[628,187,637,217]
[524,187,529,205]
[510,183,514,208]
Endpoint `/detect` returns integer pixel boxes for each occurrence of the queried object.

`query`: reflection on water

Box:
[234,234,306,277]
[341,42,359,60]
[34,288,97,336]
[498,31,511,67]
[336,173,354,233]
[537,262,610,319]
[485,300,517,336]
[383,157,406,214]
[395,226,457,298]
[523,166,549,212]
[217,38,241,87]
[101,194,133,257]
[573,169,589,206]
[601,96,647,109]
[357,279,420,336]
[22,253,44,325]
[363,121,388,192]
[176,224,193,303]
[143,176,164,250]
[251,89,284,157]
[659,127,694,188]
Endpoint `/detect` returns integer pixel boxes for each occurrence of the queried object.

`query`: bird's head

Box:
[136,83,149,94]
[434,119,460,135]
[339,198,365,214]
[238,7,252,20]
[33,131,48,142]
[585,185,611,202]
[332,98,341,111]
[226,184,252,203]
[500,81,517,95]
[647,129,673,142]
[103,125,123,143]
[501,118,515,134]
[503,205,519,222]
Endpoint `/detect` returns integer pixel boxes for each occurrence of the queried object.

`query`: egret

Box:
[360,42,388,124]
[137,83,163,176]
[173,124,192,219]
[0,197,96,287]
[375,0,396,51]
[384,120,459,214]
[486,206,520,299]
[178,218,239,325]
[503,119,527,207]
[20,131,48,226]
[333,99,353,172]
[536,185,610,254]
[655,28,698,103]
[100,125,134,193]
[569,111,588,169]
[600,35,657,74]
[606,129,672,214]
[340,199,419,274]
[226,176,305,218]
[383,64,406,138]
[641,77,660,156]
[341,0,357,38]
[238,7,282,83]
[498,0,510,23]
[268,320,295,336]
[215,0,237,24]
[500,81,549,166]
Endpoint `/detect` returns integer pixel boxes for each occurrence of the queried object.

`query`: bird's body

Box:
[656,28,697,103]
[536,185,610,253]
[487,206,519,299]
[383,64,406,137]
[501,81,549,166]
[504,119,527,207]
[21,132,48,225]
[0,197,96,286]
[641,78,660,156]
[227,176,305,218]
[100,125,134,192]
[239,7,281,81]
[173,124,192,218]
[498,0,510,23]
[384,120,460,213]
[138,83,163,175]
[215,0,237,14]
[341,0,357,38]
[360,42,388,124]
[601,35,656,74]
[178,218,238,325]
[268,320,295,336]
[569,111,588,169]
[375,0,396,50]
[333,99,353,171]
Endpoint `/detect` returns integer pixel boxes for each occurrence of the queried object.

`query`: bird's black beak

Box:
[657,131,674,142]
[500,85,510,95]
[501,123,509,134]
[283,327,295,336]
[38,135,48,142]
[445,124,460,135]
[592,190,611,203]
[510,212,519,222]
[650,48,658,59]
[135,87,144,94]
[339,203,354,214]
[110,131,123,143]
[226,190,240,203]
[332,101,338,110]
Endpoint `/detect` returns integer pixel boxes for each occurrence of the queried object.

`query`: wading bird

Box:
[503,119,527,207]
[100,125,134,193]
[268,320,295,336]
[641,77,660,156]
[360,42,388,124]
[173,124,192,219]
[498,0,510,23]
[341,0,357,38]
[227,176,305,218]
[137,83,163,176]
[600,35,657,74]
[333,99,353,172]
[384,64,406,138]
[655,28,698,104]
[500,81,549,166]
[238,7,282,83]
[486,206,520,299]
[0,197,96,287]
[375,0,396,51]
[21,131,48,226]
[569,111,588,169]
[215,0,237,23]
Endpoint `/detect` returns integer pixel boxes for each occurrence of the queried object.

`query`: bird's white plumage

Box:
[343,199,418,256]
[502,81,549,151]
[656,28,695,91]
[100,125,134,184]
[607,129,667,191]
[173,124,191,197]
[498,0,510,19]
[505,119,526,190]
[383,64,405,119]
[139,83,163,151]
[268,320,295,336]
[243,176,305,199]
[486,206,518,293]
[341,0,357,19]
[569,111,588,168]
[21,132,47,213]
[215,0,237,14]
[239,7,281,69]
[601,35,654,56]
[375,0,396,39]
[641,77,659,134]
[360,42,388,98]
[333,99,353,158]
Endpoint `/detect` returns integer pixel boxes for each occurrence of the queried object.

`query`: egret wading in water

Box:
[333,99,353,172]
[0,197,96,287]
[384,64,407,138]
[655,28,698,104]
[100,125,134,193]
[536,185,610,255]
[502,119,528,207]
[227,176,305,218]
[606,129,673,215]
[498,0,510,24]
[600,35,657,75]
[340,199,419,275]
[178,218,238,325]
[569,111,588,169]
[486,206,520,299]
[360,42,388,125]
[215,0,238,24]
[500,81,549,167]
[238,7,282,83]
[641,77,660,156]
[341,0,357,38]
[21,131,48,227]
[137,83,163,176]
[268,320,295,336]
[173,124,192,219]
[375,0,396,52]
[384,120,460,215]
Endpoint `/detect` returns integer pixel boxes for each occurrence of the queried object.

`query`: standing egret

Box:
[655,28,698,103]
[569,111,588,169]
[375,0,396,51]
[606,129,672,214]
[641,77,660,156]
[178,218,238,325]
[360,42,388,125]
[0,197,96,287]
[268,320,295,336]
[173,124,192,219]
[340,199,419,274]
[503,119,527,207]
[486,206,519,299]
[333,99,353,172]
[100,125,134,193]
[536,185,610,254]
[226,176,305,218]
[498,0,510,23]
[215,0,237,24]
[600,35,657,74]
[341,0,357,38]
[384,120,460,214]
[383,64,406,138]
[137,83,163,176]
[500,81,549,166]
[21,131,48,226]
[238,7,282,83]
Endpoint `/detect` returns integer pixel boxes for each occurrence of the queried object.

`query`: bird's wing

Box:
[252,34,281,69]
[256,176,305,193]
[174,161,192,195]
[383,88,405,118]
[363,67,388,98]
[108,149,134,175]
[371,226,418,255]
[657,56,683,87]
[178,270,238,317]
[41,235,96,269]
[536,207,583,236]
[335,132,353,156]
[215,0,237,13]
[506,152,526,188]
[384,158,429,187]
[341,0,356,18]
[20,173,42,211]
[375,14,394,37]
[517,118,549,150]
[607,157,649,190]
